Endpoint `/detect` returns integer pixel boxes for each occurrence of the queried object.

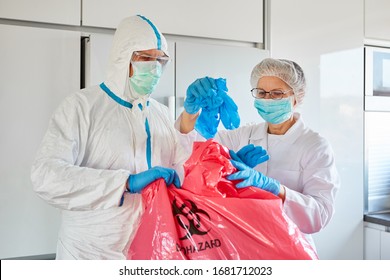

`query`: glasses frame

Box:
[251,88,293,100]
[132,51,170,66]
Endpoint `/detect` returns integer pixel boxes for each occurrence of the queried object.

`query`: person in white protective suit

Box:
[31,15,188,260]
[177,58,340,252]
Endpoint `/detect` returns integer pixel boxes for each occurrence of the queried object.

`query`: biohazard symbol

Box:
[172,197,211,240]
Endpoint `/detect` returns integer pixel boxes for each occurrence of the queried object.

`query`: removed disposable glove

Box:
[227,160,280,196]
[217,81,240,130]
[184,76,240,139]
[229,144,269,168]
[184,77,223,114]
[128,166,181,193]
[195,107,221,140]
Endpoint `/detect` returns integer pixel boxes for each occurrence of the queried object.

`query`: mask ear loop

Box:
[290,92,298,108]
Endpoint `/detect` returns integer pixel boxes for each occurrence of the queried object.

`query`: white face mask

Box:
[129,61,162,96]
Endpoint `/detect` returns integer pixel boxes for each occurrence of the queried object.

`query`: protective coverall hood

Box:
[104,15,168,102]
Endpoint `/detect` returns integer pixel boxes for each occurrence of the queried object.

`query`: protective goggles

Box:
[131,51,170,67]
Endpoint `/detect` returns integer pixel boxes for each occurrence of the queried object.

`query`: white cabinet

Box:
[364,222,390,260]
[82,0,263,43]
[365,0,390,41]
[0,24,80,259]
[381,230,390,259]
[0,0,80,26]
[364,225,381,259]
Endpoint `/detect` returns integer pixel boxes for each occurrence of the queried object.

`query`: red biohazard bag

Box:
[127,139,318,260]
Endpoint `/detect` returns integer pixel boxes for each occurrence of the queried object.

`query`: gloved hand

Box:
[227,160,280,195]
[184,77,223,114]
[229,144,269,168]
[128,166,181,193]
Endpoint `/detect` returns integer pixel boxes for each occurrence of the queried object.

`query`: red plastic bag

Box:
[128,139,318,260]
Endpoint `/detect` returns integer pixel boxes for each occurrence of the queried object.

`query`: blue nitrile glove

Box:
[195,107,221,139]
[184,77,223,114]
[217,80,240,130]
[128,166,181,193]
[227,160,280,195]
[185,77,241,139]
[229,144,270,168]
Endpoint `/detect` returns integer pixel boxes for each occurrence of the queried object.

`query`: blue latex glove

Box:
[227,160,280,195]
[184,77,223,114]
[229,144,270,168]
[195,107,220,140]
[185,77,240,139]
[128,166,181,193]
[217,85,240,130]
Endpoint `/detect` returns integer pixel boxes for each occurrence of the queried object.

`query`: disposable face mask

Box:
[129,61,162,96]
[254,96,294,124]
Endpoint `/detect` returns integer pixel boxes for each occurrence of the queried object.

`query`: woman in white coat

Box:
[31,15,187,259]
[177,58,340,251]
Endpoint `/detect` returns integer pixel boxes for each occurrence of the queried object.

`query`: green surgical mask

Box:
[129,61,162,96]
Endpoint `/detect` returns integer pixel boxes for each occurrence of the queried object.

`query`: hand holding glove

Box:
[184,76,240,139]
[227,160,280,195]
[184,77,223,114]
[128,166,181,193]
[229,144,270,168]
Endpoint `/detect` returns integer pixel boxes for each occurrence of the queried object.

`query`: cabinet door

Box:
[0,0,80,25]
[82,0,263,43]
[364,227,381,260]
[381,231,390,260]
[0,24,80,259]
[365,0,390,41]
[175,41,269,125]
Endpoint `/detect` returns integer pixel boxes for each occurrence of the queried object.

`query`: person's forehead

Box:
[258,76,290,88]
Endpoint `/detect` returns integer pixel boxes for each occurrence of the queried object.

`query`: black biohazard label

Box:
[172,197,211,240]
[172,196,221,255]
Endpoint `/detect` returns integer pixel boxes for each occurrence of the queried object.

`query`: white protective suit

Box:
[31,15,188,259]
[176,112,340,250]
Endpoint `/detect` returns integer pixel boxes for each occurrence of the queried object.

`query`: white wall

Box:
[269,0,364,259]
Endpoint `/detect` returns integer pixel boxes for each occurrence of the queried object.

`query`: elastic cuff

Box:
[128,175,135,193]
[274,181,282,196]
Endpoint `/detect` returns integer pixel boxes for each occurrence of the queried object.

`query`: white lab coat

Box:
[31,15,188,259]
[176,112,340,250]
